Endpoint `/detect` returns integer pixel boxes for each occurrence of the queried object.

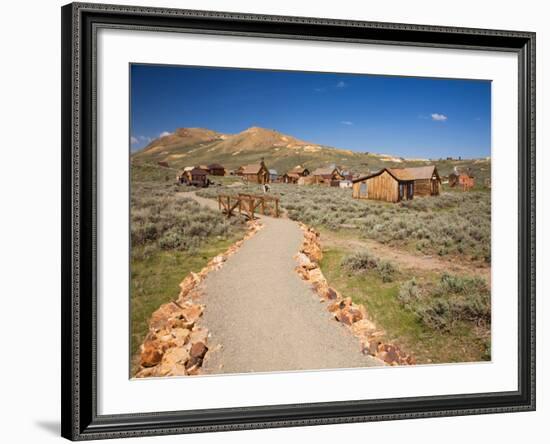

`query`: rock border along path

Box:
[136,191,383,377]
[134,192,262,378]
[295,224,415,366]
[192,193,382,374]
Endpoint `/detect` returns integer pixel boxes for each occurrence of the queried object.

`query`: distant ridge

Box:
[132,126,490,181]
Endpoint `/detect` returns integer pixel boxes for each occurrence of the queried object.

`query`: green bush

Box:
[341,251,379,272]
[199,183,491,263]
[377,260,397,282]
[398,273,490,331]
[341,251,398,282]
[131,181,245,255]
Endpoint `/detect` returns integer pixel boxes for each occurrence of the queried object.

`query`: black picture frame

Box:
[61,2,536,440]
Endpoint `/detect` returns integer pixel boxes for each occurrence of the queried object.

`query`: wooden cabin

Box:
[239,160,270,184]
[392,166,441,196]
[283,166,310,184]
[311,167,344,186]
[297,175,316,186]
[458,174,475,191]
[187,167,209,187]
[449,170,475,191]
[207,163,226,176]
[352,169,414,203]
[352,166,440,202]
[177,166,193,184]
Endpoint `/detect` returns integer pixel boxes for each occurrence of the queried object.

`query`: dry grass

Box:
[199,183,491,263]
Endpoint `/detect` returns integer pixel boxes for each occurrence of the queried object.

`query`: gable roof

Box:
[241,163,266,175]
[311,167,338,176]
[289,166,309,174]
[190,167,208,175]
[389,166,438,181]
[352,165,439,183]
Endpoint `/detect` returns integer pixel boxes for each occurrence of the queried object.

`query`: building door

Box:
[360,182,367,198]
[407,183,414,199]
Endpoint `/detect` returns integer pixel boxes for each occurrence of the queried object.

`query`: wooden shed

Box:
[352,169,414,202]
[449,169,475,191]
[311,166,344,186]
[188,167,209,187]
[239,160,270,184]
[352,165,441,202]
[393,166,441,196]
[282,166,310,184]
[207,163,226,176]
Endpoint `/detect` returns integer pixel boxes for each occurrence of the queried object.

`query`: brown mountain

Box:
[132,126,490,182]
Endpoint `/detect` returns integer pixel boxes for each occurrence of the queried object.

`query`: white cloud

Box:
[431,113,448,121]
[341,121,353,126]
[159,131,172,138]
[336,81,346,88]
[130,136,139,145]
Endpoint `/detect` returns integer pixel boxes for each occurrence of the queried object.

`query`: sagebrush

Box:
[398,274,491,331]
[198,182,491,262]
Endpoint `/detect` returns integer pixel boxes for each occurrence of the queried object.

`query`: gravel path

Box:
[187,192,381,374]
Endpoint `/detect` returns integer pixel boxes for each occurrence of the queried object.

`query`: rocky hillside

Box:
[132,126,491,183]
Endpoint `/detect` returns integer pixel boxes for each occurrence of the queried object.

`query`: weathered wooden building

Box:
[178,167,209,187]
[449,169,475,191]
[207,163,226,176]
[400,166,441,196]
[311,166,344,186]
[282,166,310,184]
[352,169,413,202]
[188,167,209,187]
[352,166,440,202]
[238,160,270,184]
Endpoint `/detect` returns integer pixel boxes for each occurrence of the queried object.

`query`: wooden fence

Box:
[217,193,280,219]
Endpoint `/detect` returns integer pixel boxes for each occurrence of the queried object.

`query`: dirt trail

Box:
[321,230,491,281]
[186,192,381,374]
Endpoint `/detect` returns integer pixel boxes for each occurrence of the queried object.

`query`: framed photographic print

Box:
[61,2,536,440]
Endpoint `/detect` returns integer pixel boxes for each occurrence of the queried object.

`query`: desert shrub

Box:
[342,251,398,282]
[342,251,379,272]
[377,260,397,282]
[131,181,245,256]
[199,183,490,263]
[398,273,490,331]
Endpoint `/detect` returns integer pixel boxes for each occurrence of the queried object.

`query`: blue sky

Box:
[131,64,491,158]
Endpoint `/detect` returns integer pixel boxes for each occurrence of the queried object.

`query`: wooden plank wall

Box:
[414,178,440,196]
[366,171,399,202]
[414,178,432,196]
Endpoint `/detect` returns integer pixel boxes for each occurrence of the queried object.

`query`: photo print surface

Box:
[129,64,491,378]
